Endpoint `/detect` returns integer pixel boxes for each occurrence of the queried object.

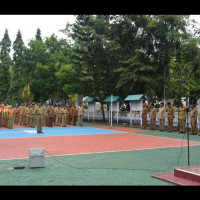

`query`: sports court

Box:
[1,123,200,185]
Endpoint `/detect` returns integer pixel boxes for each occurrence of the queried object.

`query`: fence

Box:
[83,110,200,131]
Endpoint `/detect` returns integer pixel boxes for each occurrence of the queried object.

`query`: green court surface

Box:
[1,122,200,186]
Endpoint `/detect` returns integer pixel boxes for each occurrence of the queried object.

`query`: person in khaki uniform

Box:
[43,104,48,127]
[61,105,68,127]
[22,104,26,126]
[55,105,62,126]
[71,104,78,126]
[0,107,1,127]
[8,105,14,129]
[26,105,31,127]
[0,104,5,127]
[34,103,39,126]
[36,103,43,133]
[29,104,36,128]
[18,104,23,125]
[141,103,148,129]
[190,105,198,135]
[4,106,9,128]
[14,105,19,125]
[67,104,72,125]
[167,102,175,132]
[178,102,187,133]
[47,104,54,127]
[77,103,84,126]
[150,103,157,130]
[53,104,57,126]
[158,103,166,131]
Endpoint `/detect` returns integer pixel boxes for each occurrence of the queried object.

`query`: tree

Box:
[108,15,189,100]
[167,39,200,103]
[66,15,120,121]
[6,30,26,104]
[22,84,31,104]
[0,29,12,103]
[35,28,43,41]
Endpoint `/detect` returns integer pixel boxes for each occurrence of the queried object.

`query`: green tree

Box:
[108,15,189,100]
[0,29,12,103]
[6,30,26,104]
[66,15,119,121]
[167,39,200,103]
[22,84,31,104]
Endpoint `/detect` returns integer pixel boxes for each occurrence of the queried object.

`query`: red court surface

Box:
[0,125,200,160]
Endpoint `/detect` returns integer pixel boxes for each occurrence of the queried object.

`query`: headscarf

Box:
[1,104,5,111]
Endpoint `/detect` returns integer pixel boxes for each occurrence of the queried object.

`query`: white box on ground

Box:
[29,148,45,168]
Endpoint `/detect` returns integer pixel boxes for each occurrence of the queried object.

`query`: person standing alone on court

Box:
[158,102,166,131]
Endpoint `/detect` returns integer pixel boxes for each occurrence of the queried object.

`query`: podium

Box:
[29,148,45,168]
[152,165,200,185]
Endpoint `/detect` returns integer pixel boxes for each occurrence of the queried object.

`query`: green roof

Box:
[124,94,147,101]
[103,96,123,103]
[83,97,99,103]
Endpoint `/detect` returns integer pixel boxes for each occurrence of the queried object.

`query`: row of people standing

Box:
[0,102,85,130]
[141,102,200,135]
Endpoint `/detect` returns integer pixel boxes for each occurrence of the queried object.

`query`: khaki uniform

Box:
[14,107,19,124]
[190,108,198,134]
[53,106,57,125]
[4,108,9,128]
[0,109,2,127]
[18,106,23,125]
[55,107,62,126]
[141,107,148,129]
[150,107,157,130]
[71,106,78,126]
[22,106,26,126]
[8,107,14,129]
[25,107,30,127]
[67,106,72,125]
[179,105,187,133]
[34,104,39,125]
[61,107,68,127]
[43,107,48,126]
[36,106,43,133]
[167,106,175,132]
[77,105,84,126]
[29,106,36,128]
[47,106,54,127]
[158,107,166,131]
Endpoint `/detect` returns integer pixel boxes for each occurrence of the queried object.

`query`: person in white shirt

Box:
[77,103,84,126]
[158,103,166,131]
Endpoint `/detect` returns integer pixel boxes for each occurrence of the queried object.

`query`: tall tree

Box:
[6,30,26,104]
[108,15,189,100]
[66,15,119,121]
[35,28,43,41]
[0,29,12,103]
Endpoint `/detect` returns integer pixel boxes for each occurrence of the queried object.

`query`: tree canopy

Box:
[0,15,200,107]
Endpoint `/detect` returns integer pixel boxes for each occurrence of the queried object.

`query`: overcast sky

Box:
[0,15,200,48]
[0,15,76,46]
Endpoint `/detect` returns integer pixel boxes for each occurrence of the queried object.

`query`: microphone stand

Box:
[186,107,190,166]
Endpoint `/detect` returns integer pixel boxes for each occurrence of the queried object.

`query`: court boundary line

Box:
[1,143,200,162]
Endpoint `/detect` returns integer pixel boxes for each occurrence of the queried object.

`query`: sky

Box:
[0,15,76,46]
[0,15,200,48]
